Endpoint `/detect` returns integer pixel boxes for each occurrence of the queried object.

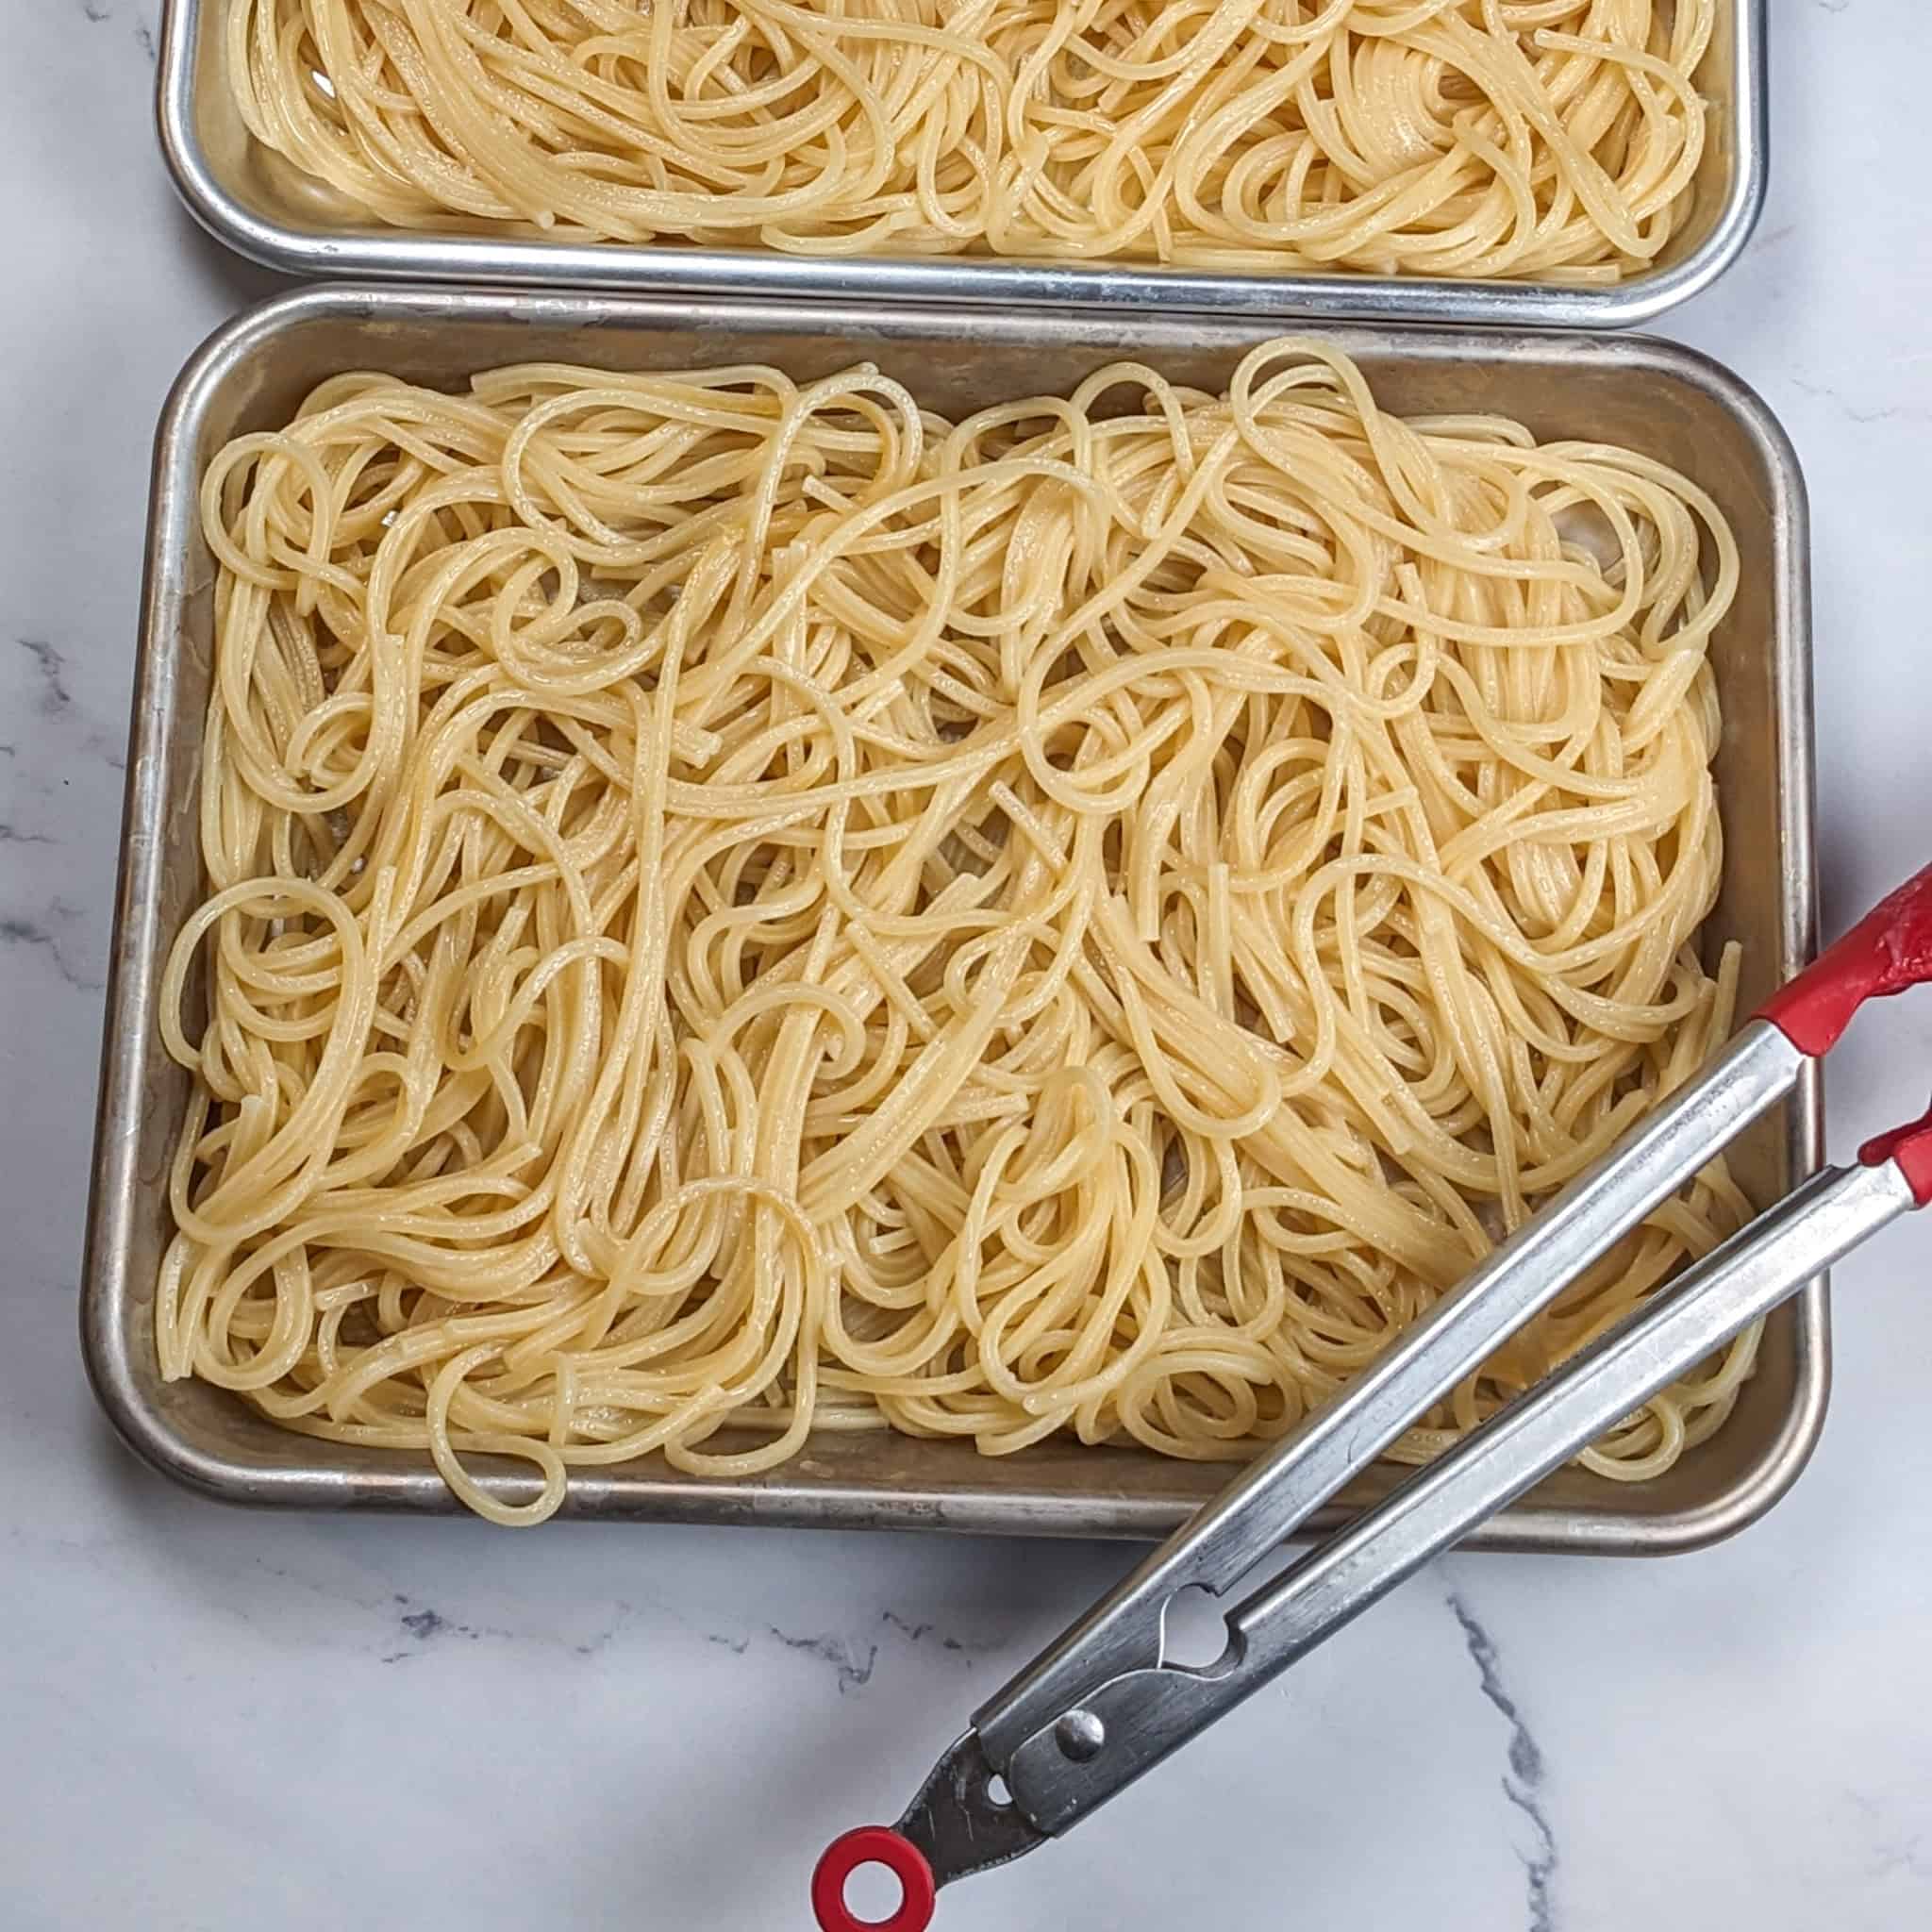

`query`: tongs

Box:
[810,862,1932,1932]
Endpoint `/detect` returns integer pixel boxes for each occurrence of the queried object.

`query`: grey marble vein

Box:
[8,638,127,773]
[1448,1592,1557,1932]
[1843,1792,1932,1882]
[375,1590,634,1663]
[0,903,101,992]
[379,1599,486,1663]
[400,1607,458,1643]
[68,0,163,57]
[880,1608,974,1655]
[16,638,72,716]
[1791,376,1932,427]
[766,1626,879,1695]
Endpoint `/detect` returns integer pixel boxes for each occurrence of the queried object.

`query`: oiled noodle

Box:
[226,0,1714,280]
[159,339,1755,1524]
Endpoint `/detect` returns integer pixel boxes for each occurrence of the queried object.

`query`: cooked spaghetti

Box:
[226,0,1715,280]
[159,339,1754,1524]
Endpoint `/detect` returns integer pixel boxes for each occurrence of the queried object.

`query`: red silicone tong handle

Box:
[1757,861,1932,1058]
[811,1827,937,1932]
[1859,1096,1932,1207]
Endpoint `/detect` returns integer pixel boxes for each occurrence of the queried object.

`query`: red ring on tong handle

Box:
[1759,862,1932,1058]
[811,1826,937,1932]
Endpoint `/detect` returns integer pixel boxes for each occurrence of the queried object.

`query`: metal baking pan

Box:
[158,0,1767,330]
[82,284,1820,1551]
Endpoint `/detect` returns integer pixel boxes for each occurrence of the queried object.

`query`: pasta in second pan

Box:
[226,0,1715,280]
[159,339,1753,1524]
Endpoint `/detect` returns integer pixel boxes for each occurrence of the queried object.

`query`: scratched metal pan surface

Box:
[158,0,1767,330]
[82,285,1821,1552]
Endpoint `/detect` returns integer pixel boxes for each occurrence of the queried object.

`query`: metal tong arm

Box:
[1002,1134,1932,1832]
[813,862,1932,1931]
[972,858,1932,1804]
[967,1020,1801,1769]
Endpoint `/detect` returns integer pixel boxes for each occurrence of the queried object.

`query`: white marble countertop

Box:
[6,4,1932,1928]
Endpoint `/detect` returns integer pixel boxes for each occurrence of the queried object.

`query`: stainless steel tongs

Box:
[810,861,1932,1932]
